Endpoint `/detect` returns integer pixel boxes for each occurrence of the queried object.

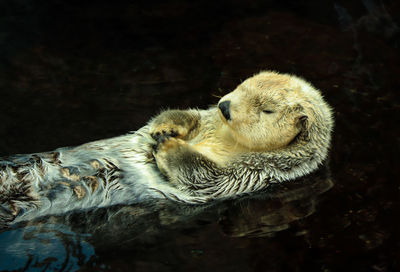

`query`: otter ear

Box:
[296,114,308,128]
[298,115,308,122]
[296,114,310,141]
[291,104,308,128]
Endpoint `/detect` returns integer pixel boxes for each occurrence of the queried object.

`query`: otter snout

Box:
[218,101,231,121]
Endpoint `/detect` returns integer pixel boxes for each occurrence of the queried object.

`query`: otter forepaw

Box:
[150,124,188,141]
[153,137,186,154]
[152,137,189,177]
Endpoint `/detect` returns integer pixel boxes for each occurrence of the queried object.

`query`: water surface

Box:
[0,0,398,271]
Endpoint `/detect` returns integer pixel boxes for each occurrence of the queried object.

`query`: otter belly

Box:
[0,126,202,227]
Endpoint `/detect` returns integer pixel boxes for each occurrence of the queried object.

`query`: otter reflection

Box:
[219,167,333,237]
[0,166,332,270]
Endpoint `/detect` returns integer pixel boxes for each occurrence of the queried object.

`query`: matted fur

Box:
[0,71,333,226]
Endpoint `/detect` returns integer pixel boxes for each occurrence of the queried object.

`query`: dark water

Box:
[0,0,399,271]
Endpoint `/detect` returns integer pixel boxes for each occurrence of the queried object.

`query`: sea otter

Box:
[0,71,333,226]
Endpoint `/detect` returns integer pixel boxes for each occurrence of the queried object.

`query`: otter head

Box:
[218,71,314,151]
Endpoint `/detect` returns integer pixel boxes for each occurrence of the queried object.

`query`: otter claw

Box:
[169,130,178,137]
[151,129,179,141]
[152,134,171,152]
[151,132,161,142]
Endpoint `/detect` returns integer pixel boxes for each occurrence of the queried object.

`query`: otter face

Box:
[218,72,307,151]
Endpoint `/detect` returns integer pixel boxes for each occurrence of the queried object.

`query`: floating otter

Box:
[0,71,333,226]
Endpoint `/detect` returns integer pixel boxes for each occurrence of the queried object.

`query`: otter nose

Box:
[218,100,231,121]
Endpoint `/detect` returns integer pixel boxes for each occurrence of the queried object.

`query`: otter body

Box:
[0,71,333,226]
[150,71,333,197]
[0,129,162,225]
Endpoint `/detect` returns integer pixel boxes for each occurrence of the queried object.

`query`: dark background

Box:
[0,0,399,271]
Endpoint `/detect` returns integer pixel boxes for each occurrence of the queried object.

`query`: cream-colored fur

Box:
[217,72,310,151]
[0,71,333,226]
[151,71,333,191]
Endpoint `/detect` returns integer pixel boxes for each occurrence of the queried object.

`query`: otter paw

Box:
[153,137,186,154]
[152,137,188,176]
[150,123,188,142]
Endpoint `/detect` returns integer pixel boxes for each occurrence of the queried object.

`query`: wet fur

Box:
[0,71,333,226]
[151,71,334,197]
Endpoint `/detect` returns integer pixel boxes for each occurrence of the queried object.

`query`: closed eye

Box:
[263,110,274,114]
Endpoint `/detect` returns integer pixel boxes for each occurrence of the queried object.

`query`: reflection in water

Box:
[0,166,332,271]
[219,168,333,237]
[0,224,95,271]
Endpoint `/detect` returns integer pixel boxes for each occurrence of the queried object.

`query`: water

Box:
[0,225,95,271]
[0,0,399,271]
[0,167,333,271]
